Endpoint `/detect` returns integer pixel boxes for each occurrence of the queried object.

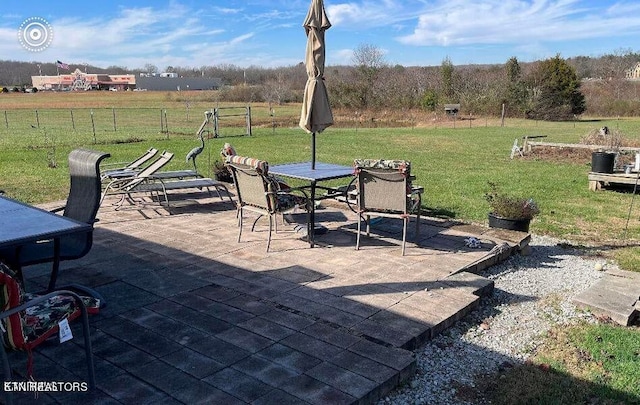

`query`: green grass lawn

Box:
[3,119,638,244]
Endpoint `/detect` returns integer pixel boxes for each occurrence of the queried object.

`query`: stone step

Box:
[572,270,640,326]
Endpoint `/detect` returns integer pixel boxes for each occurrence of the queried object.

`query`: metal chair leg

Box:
[267,215,273,252]
[401,217,408,256]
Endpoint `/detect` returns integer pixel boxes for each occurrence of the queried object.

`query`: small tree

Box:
[504,57,529,116]
[420,89,439,111]
[440,57,455,100]
[351,43,387,108]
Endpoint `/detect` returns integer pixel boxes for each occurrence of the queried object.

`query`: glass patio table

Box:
[269,161,354,247]
[0,195,92,292]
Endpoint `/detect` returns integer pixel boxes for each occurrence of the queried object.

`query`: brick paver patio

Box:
[5,189,528,404]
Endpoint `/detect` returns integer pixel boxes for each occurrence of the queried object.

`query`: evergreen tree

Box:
[504,56,528,116]
[440,57,455,100]
[527,55,586,120]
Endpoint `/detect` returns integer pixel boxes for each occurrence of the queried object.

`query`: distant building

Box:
[135,76,221,91]
[31,69,135,91]
[626,62,640,79]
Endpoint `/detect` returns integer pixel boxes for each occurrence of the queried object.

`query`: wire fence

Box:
[0,105,299,149]
[3,104,640,151]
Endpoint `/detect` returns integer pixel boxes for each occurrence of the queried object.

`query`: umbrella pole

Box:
[311,132,316,170]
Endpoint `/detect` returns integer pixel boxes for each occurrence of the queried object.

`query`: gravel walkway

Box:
[379,235,609,405]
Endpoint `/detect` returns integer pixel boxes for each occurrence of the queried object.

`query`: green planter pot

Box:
[488,213,531,232]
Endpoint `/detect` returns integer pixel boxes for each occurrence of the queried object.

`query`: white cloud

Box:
[332,48,355,65]
[397,0,640,46]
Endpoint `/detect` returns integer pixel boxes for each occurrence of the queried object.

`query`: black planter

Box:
[591,152,616,173]
[214,171,233,183]
[488,213,531,232]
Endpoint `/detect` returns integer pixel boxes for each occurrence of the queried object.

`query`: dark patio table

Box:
[0,195,92,291]
[269,161,353,247]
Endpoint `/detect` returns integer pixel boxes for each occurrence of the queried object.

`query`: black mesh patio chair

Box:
[225,155,311,252]
[352,159,423,256]
[0,149,110,292]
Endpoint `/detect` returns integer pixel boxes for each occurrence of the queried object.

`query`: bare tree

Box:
[350,43,388,108]
[262,73,293,104]
[143,63,158,75]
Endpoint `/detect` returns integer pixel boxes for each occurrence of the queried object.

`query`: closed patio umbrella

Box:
[299,0,333,169]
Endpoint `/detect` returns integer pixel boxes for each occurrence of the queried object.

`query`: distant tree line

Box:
[1,47,639,119]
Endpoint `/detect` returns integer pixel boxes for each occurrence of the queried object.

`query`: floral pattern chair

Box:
[0,262,99,404]
[225,155,311,252]
[352,159,424,255]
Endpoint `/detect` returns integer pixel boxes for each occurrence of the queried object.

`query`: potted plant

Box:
[485,182,540,232]
[212,160,233,183]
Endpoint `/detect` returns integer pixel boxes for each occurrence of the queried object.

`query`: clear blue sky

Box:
[1,0,639,71]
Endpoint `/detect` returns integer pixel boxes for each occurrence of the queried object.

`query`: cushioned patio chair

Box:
[352,159,423,255]
[0,262,98,405]
[225,155,311,252]
[0,149,110,292]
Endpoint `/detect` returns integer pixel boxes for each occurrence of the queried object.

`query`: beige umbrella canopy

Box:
[299,0,333,169]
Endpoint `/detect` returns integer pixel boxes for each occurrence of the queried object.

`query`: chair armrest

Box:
[267,187,311,211]
[333,177,359,213]
[0,290,88,321]
[271,186,310,201]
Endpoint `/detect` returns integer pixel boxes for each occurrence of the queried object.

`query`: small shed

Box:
[444,104,460,116]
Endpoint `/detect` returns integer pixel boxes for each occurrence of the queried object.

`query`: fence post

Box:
[213,108,219,138]
[270,104,275,135]
[4,111,7,129]
[35,109,40,128]
[70,109,75,130]
[112,107,117,131]
[164,109,168,139]
[159,109,164,133]
[246,105,252,136]
[90,109,96,144]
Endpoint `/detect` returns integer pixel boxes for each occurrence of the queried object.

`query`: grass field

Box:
[1,90,639,403]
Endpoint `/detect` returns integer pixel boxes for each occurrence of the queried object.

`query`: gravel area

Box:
[379,235,610,405]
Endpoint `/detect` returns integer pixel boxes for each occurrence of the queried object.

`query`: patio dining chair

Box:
[0,262,98,405]
[0,149,110,292]
[225,155,311,252]
[352,159,423,255]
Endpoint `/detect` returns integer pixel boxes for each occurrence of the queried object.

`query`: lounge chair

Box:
[100,147,158,180]
[100,147,202,183]
[225,155,310,252]
[352,159,423,255]
[101,151,231,209]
